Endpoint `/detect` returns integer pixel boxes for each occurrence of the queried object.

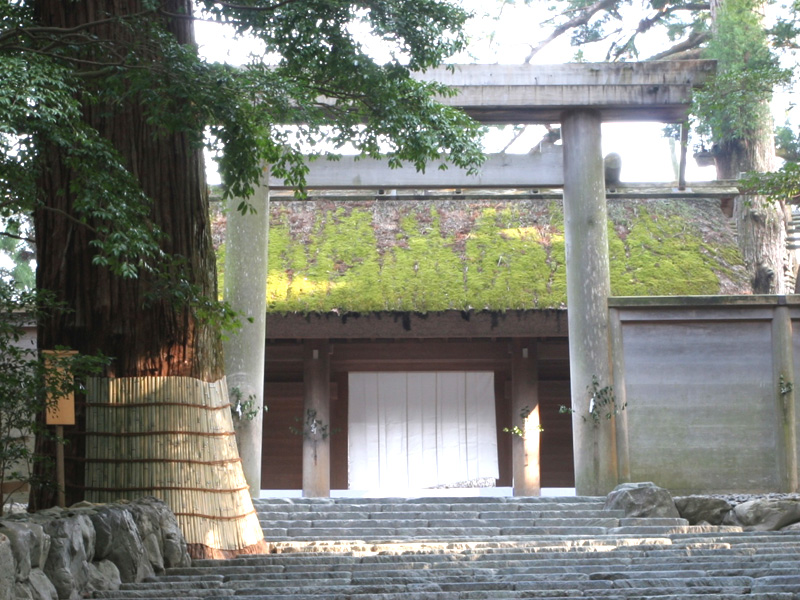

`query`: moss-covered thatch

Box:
[214,198,749,314]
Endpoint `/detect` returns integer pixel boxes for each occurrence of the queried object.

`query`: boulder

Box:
[127,496,190,570]
[20,568,58,600]
[42,513,95,600]
[0,497,188,600]
[90,505,153,582]
[674,495,732,525]
[0,533,14,600]
[12,584,32,600]
[126,498,165,573]
[724,498,800,531]
[85,559,121,594]
[604,482,680,518]
[0,520,50,581]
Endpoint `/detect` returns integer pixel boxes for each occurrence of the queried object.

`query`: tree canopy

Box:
[0,0,485,284]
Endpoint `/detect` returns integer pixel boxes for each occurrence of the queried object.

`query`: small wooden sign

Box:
[42,350,78,426]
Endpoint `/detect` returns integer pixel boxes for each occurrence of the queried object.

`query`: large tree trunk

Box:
[31,1,264,558]
[33,0,221,509]
[710,0,792,294]
[716,138,791,294]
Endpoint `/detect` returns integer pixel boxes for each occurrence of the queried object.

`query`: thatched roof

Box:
[214,196,749,314]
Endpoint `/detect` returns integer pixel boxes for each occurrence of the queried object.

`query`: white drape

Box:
[348,372,499,490]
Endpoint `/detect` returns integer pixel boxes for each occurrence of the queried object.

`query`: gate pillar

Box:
[561,110,618,495]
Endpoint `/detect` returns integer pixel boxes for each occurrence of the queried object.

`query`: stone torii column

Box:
[224,167,270,498]
[561,110,616,495]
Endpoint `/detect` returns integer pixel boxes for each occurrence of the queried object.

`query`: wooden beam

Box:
[302,341,331,497]
[265,310,569,340]
[270,183,741,199]
[561,110,617,496]
[414,62,716,124]
[270,148,564,190]
[329,340,513,372]
[415,62,717,87]
[511,340,541,496]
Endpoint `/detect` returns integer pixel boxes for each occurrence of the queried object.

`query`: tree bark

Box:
[32,0,222,508]
[710,0,792,294]
[716,138,791,294]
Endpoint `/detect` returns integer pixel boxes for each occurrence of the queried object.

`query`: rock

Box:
[674,495,732,525]
[24,568,58,600]
[42,513,95,600]
[130,496,190,569]
[85,559,121,593]
[1,497,187,600]
[724,498,800,530]
[12,583,33,600]
[126,498,166,573]
[90,505,153,582]
[0,533,15,600]
[0,520,50,581]
[604,482,680,518]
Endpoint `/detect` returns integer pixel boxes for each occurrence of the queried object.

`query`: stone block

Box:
[0,533,14,600]
[604,482,680,518]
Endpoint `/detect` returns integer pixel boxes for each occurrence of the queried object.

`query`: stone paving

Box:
[93,496,800,599]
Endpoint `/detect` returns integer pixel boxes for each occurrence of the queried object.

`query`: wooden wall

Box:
[262,337,573,492]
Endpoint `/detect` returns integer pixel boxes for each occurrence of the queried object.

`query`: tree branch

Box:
[636,3,710,36]
[201,0,304,14]
[0,10,155,47]
[524,0,618,63]
[0,230,33,243]
[647,30,711,60]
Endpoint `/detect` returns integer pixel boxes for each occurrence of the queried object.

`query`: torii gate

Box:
[224,61,716,498]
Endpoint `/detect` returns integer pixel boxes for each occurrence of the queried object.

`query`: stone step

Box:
[259,525,739,542]
[257,511,628,523]
[112,496,800,600]
[260,516,627,527]
[220,596,793,600]
[178,552,800,578]
[253,500,609,513]
[93,590,233,599]
[253,496,606,505]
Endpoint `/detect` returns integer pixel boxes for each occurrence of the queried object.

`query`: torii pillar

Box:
[561,110,616,496]
[224,167,270,498]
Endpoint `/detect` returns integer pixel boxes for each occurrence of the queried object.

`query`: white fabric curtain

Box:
[348,372,498,490]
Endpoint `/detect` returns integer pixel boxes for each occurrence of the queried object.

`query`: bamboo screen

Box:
[85,376,264,555]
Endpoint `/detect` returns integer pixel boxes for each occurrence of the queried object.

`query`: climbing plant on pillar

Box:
[560,376,626,425]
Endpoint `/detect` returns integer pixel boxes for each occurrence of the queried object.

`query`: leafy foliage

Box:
[1,0,485,278]
[559,375,625,426]
[0,277,107,515]
[693,0,791,144]
[776,125,800,162]
[740,162,800,203]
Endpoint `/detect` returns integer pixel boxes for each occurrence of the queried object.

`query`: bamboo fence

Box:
[85,376,264,553]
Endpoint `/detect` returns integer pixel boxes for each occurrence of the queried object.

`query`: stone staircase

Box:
[94,496,800,600]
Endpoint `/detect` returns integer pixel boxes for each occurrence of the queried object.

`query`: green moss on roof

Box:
[215,198,748,314]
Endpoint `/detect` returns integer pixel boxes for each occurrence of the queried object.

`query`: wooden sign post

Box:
[42,350,77,507]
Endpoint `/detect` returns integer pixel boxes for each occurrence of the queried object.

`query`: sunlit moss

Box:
[464,207,554,309]
[610,207,725,296]
[216,242,226,300]
[215,200,746,314]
